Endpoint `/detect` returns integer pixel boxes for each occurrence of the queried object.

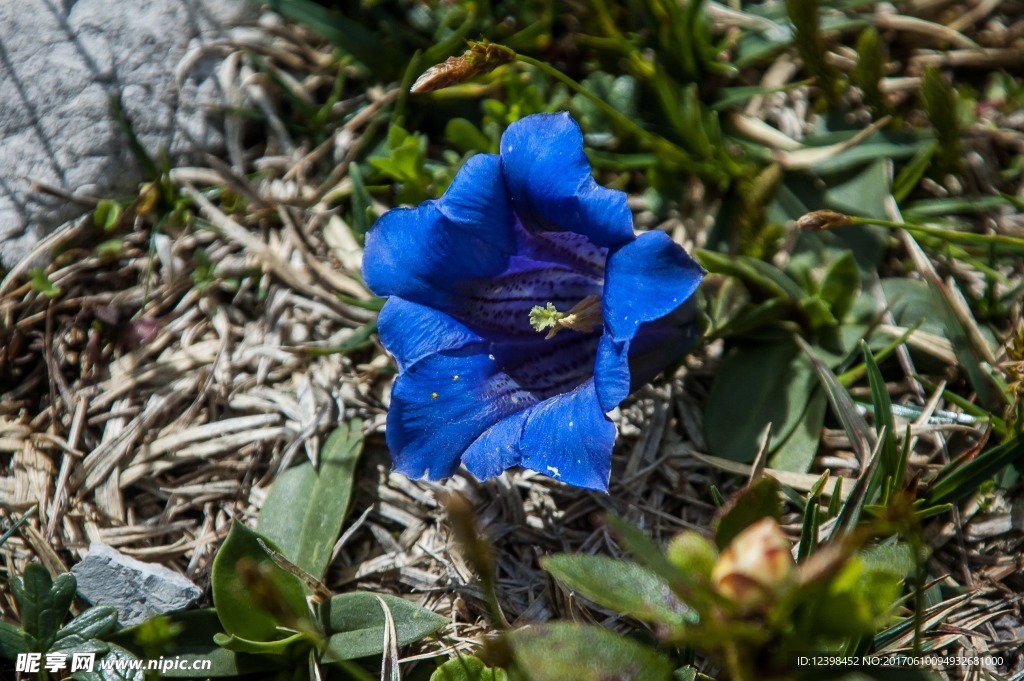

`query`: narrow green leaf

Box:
[321,593,447,662]
[828,439,884,542]
[797,497,819,562]
[348,162,374,238]
[852,27,887,115]
[861,341,899,495]
[506,623,673,681]
[920,67,961,172]
[797,336,875,464]
[210,522,312,642]
[605,515,681,585]
[922,434,1024,507]
[542,555,687,626]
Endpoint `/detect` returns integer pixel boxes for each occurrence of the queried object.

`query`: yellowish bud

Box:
[711,517,795,613]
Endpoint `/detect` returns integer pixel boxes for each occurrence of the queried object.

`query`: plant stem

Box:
[849,216,1024,253]
[513,54,706,175]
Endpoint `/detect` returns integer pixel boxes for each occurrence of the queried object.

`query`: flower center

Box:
[528,295,603,339]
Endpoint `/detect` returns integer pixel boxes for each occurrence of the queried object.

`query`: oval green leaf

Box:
[321,593,447,662]
[211,522,311,642]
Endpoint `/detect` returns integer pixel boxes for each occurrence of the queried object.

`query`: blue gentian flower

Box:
[363,112,704,492]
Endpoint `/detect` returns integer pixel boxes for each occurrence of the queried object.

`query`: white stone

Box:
[71,542,202,626]
[0,0,257,268]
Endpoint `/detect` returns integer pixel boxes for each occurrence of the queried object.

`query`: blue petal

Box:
[627,298,700,389]
[594,232,705,410]
[602,231,705,342]
[518,380,616,492]
[461,411,529,480]
[593,336,631,413]
[363,154,516,307]
[500,112,633,249]
[377,297,484,372]
[387,350,537,481]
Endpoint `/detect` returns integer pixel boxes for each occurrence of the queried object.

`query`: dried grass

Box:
[1,7,1022,679]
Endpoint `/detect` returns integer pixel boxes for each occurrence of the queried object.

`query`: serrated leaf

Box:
[321,593,447,662]
[258,423,364,581]
[431,655,508,681]
[542,555,687,626]
[505,622,673,681]
[210,522,312,642]
[11,564,75,650]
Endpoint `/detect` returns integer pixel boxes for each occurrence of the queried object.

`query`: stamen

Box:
[528,295,603,339]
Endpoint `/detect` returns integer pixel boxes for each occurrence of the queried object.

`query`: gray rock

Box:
[71,542,202,626]
[0,0,257,269]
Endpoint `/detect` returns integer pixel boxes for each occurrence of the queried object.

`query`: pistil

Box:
[528,295,603,339]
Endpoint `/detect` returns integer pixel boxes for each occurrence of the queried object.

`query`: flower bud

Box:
[411,40,517,94]
[796,209,853,231]
[711,517,795,613]
[666,531,718,580]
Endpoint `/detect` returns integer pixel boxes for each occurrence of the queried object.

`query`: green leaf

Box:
[0,619,32,659]
[797,337,875,465]
[696,250,803,301]
[705,340,819,463]
[68,642,144,681]
[258,421,364,581]
[93,200,124,232]
[210,522,312,642]
[110,609,277,678]
[768,389,826,473]
[922,434,1024,507]
[858,542,916,578]
[505,623,673,681]
[213,631,307,655]
[713,477,782,549]
[29,268,63,299]
[11,564,75,650]
[431,655,508,681]
[861,341,899,495]
[921,67,961,172]
[445,119,494,154]
[321,593,447,662]
[852,28,887,115]
[818,252,860,322]
[52,607,119,651]
[542,555,687,626]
